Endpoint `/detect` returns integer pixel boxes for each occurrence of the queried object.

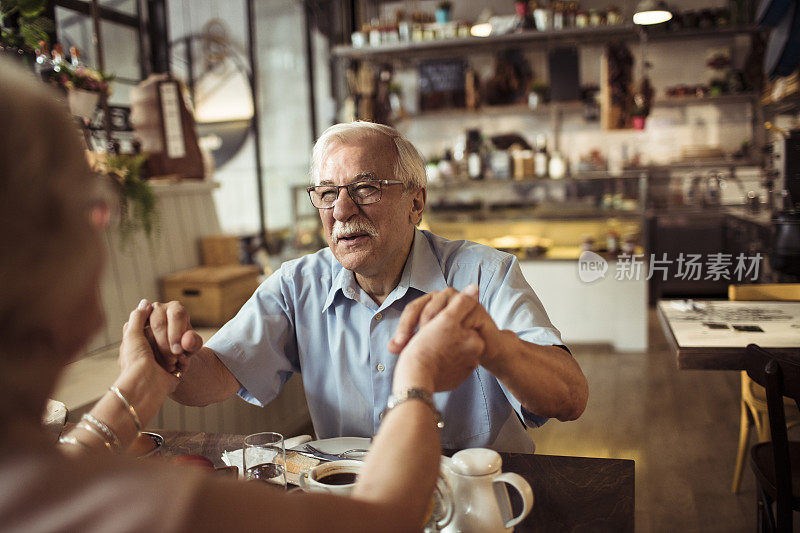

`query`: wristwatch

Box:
[381,387,444,429]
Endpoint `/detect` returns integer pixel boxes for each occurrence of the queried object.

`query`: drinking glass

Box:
[243,432,286,488]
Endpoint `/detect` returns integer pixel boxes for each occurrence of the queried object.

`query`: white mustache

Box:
[332,219,378,241]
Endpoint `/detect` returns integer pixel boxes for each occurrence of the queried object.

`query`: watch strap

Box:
[381,387,444,429]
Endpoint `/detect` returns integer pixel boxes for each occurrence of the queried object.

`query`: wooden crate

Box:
[161,265,260,326]
[200,235,241,266]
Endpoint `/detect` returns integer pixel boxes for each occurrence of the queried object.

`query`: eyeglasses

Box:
[307,179,404,209]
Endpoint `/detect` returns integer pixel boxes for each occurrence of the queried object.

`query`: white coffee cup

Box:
[298,459,361,496]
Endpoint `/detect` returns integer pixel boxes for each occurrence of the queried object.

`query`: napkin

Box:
[222,434,313,483]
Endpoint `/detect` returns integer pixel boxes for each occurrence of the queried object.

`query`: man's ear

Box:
[409,187,426,226]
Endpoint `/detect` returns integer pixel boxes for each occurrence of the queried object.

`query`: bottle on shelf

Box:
[549,150,567,179]
[534,134,549,178]
[69,46,81,68]
[34,40,52,81]
[466,129,485,180]
[51,43,65,72]
[437,149,455,180]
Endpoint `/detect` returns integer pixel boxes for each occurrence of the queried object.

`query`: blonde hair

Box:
[0,58,103,358]
[310,121,426,190]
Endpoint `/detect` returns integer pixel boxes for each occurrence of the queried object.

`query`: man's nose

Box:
[332,187,358,221]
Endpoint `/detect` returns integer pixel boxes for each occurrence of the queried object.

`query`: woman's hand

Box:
[118,299,180,392]
[393,289,486,393]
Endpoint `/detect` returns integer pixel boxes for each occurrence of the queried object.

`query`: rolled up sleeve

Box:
[205,270,299,407]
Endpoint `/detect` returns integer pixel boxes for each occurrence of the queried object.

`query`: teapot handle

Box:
[493,472,534,528]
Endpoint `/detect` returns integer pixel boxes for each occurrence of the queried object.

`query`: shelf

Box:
[332,24,759,62]
[148,179,220,196]
[642,25,760,42]
[762,93,800,115]
[645,158,762,170]
[427,173,644,191]
[653,93,759,107]
[394,94,755,124]
[396,101,583,122]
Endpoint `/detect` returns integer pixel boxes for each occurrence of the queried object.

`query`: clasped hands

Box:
[118,299,203,385]
[388,285,505,390]
[119,286,496,394]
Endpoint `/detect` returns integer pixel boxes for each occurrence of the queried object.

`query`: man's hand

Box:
[393,289,486,393]
[389,286,504,365]
[144,301,204,374]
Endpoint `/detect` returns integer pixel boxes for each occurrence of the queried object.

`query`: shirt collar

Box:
[322,258,356,312]
[321,229,448,312]
[401,228,448,295]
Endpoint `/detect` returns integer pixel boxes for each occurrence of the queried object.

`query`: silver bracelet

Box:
[381,387,444,429]
[82,413,121,451]
[76,421,114,452]
[59,436,90,450]
[109,386,142,432]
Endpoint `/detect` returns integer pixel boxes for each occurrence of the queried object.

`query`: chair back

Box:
[746,344,800,530]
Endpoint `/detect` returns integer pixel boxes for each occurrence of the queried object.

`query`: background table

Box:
[161,430,634,532]
[657,299,800,370]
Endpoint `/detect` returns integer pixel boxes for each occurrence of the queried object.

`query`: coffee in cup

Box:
[298,460,361,495]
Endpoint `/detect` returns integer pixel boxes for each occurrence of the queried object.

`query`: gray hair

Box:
[0,58,102,358]
[310,121,426,190]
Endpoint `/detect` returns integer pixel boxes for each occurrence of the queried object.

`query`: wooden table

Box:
[161,431,635,532]
[657,299,800,370]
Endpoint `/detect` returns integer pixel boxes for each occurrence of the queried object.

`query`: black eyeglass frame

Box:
[307,179,405,209]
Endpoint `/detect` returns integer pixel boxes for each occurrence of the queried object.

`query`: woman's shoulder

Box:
[0,449,207,532]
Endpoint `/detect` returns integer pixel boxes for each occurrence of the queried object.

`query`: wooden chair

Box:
[744,345,800,532]
[731,284,800,495]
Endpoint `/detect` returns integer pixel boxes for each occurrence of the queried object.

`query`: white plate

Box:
[299,437,372,458]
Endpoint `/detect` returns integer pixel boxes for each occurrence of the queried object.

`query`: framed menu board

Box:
[130,74,205,179]
[419,60,466,111]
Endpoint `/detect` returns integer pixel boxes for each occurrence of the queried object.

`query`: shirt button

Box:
[376,363,385,372]
[374,312,383,321]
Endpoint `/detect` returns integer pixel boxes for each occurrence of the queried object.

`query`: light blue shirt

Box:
[206,229,564,453]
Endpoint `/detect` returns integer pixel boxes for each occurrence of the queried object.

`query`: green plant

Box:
[56,65,114,95]
[0,0,53,51]
[101,153,159,243]
[529,80,549,95]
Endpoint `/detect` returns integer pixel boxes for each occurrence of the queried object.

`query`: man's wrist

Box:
[481,329,517,375]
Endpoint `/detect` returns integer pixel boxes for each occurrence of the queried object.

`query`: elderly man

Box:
[155,122,588,453]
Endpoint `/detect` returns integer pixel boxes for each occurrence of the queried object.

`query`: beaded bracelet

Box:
[76,421,114,452]
[82,413,121,451]
[109,386,142,432]
[58,436,90,450]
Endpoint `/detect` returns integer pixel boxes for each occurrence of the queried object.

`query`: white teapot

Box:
[440,448,534,533]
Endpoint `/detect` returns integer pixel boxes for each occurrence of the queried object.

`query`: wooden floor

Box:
[531,310,761,532]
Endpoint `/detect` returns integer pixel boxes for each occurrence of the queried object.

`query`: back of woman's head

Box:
[0,58,102,357]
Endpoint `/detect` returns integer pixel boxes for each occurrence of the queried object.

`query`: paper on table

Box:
[222,434,313,482]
